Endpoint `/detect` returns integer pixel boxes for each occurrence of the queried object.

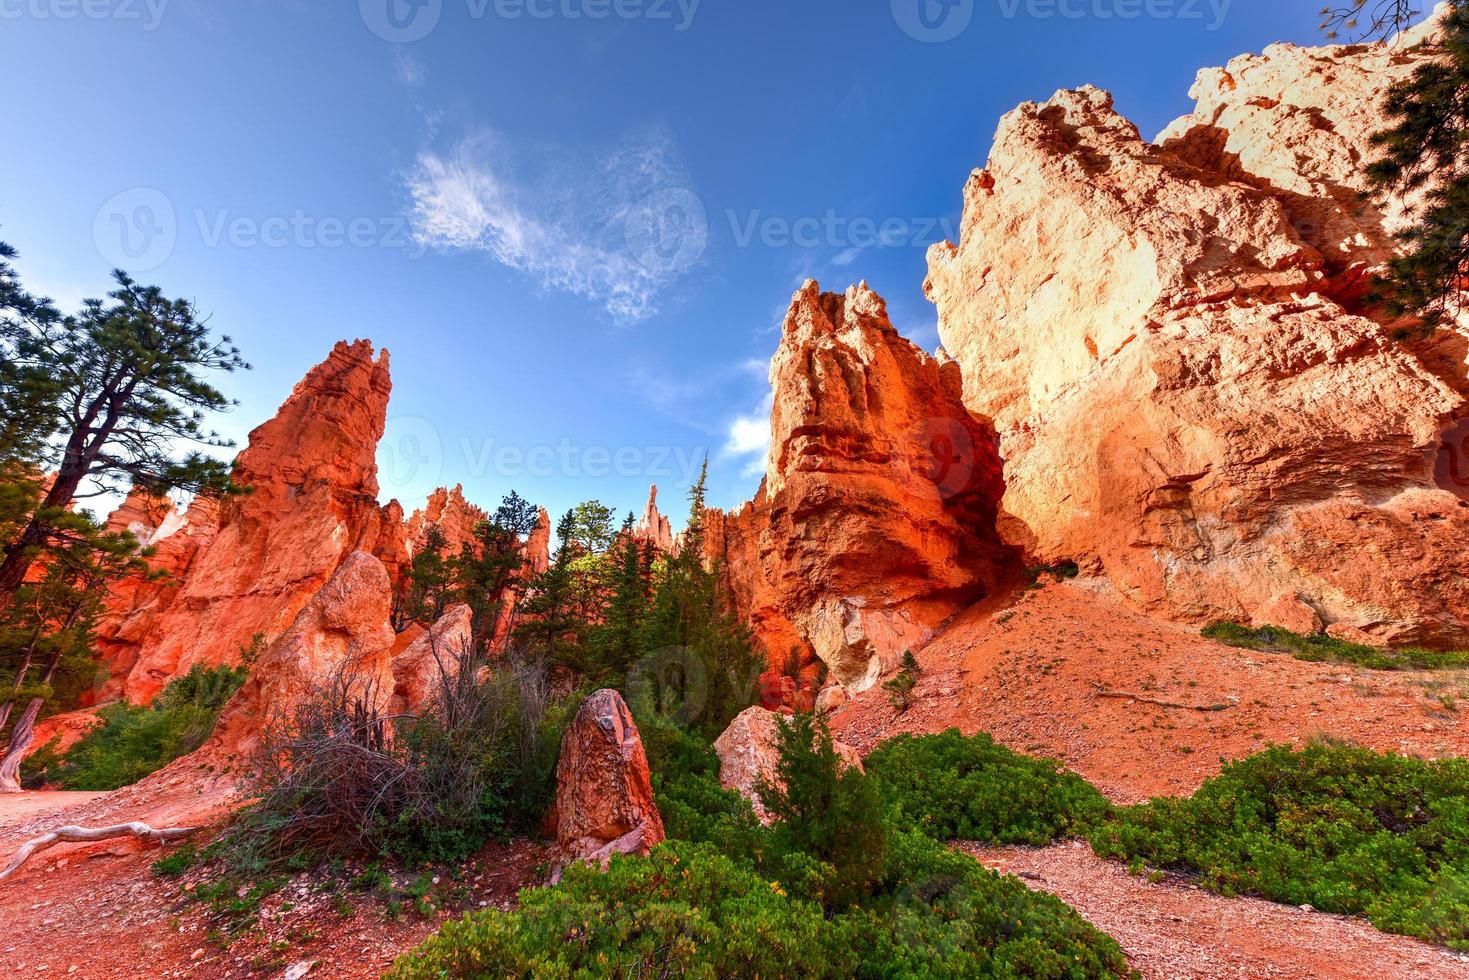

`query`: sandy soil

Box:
[0,769,549,978]
[0,791,106,828]
[958,840,1469,980]
[833,577,1469,802]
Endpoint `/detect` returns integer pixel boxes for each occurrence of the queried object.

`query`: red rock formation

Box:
[923,14,1469,647]
[634,485,675,553]
[210,552,396,758]
[405,484,488,559]
[707,281,1013,692]
[712,706,862,824]
[209,551,396,757]
[95,340,407,703]
[390,603,474,715]
[552,688,665,872]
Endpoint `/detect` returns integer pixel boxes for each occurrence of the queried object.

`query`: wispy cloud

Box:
[724,390,773,480]
[404,126,705,322]
[393,50,425,88]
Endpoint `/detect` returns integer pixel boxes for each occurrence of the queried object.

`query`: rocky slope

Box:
[923,9,1469,647]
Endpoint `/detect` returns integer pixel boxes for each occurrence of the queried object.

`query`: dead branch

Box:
[1092,685,1235,712]
[0,822,198,883]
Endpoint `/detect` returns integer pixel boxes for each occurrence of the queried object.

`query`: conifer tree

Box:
[1365,1,1469,328]
[451,492,540,648]
[0,270,249,608]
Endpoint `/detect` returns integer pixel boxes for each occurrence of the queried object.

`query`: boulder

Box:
[209,551,397,757]
[713,706,862,825]
[552,689,665,871]
[390,603,474,714]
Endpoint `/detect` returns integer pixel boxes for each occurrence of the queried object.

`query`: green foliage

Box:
[152,843,200,878]
[225,649,571,873]
[45,663,248,790]
[1090,741,1469,950]
[452,493,542,647]
[1203,621,1469,671]
[1365,1,1469,329]
[756,712,890,909]
[389,838,1132,980]
[867,730,1113,845]
[640,713,767,865]
[395,525,452,631]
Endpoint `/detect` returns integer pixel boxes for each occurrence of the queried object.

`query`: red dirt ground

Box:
[959,840,1469,979]
[833,576,1469,802]
[0,765,549,979]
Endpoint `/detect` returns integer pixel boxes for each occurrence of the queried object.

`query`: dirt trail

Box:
[959,841,1469,980]
[0,791,106,828]
[833,577,1469,801]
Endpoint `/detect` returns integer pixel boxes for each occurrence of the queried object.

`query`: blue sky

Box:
[2,0,1337,526]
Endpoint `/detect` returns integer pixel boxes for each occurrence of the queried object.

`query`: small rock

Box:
[281,962,314,980]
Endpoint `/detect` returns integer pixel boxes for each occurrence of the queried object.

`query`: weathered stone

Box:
[713,706,862,824]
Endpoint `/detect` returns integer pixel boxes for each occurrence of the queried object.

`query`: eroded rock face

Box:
[712,706,862,824]
[924,19,1469,647]
[390,603,473,715]
[707,281,1012,691]
[634,485,675,553]
[209,551,396,756]
[96,340,407,703]
[405,484,488,559]
[552,689,665,869]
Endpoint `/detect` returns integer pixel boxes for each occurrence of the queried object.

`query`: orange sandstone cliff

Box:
[922,14,1468,647]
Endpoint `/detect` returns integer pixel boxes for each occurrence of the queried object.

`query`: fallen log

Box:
[0,822,198,883]
[1092,685,1235,712]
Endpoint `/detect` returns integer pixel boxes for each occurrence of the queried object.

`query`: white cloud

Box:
[404,127,706,322]
[724,391,773,480]
[393,50,425,88]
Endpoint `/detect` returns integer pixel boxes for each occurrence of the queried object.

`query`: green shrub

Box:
[1090,741,1469,950]
[1203,621,1469,671]
[756,712,890,909]
[388,839,1132,980]
[49,663,248,790]
[640,713,766,865]
[867,729,1113,845]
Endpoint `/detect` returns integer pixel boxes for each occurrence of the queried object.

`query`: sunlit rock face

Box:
[924,10,1469,647]
[96,340,407,703]
[707,280,1013,692]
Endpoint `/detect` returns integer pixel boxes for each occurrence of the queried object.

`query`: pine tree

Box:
[1321,1,1419,41]
[0,270,249,608]
[395,525,452,631]
[450,492,540,649]
[592,514,650,678]
[516,509,591,669]
[1366,2,1469,328]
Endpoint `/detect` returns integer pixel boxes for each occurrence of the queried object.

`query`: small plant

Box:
[1026,560,1081,588]
[884,670,917,713]
[151,843,200,878]
[1204,621,1469,671]
[47,662,249,790]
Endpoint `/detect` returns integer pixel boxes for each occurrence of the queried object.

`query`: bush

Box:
[640,713,767,865]
[1090,740,1469,950]
[224,642,570,871]
[867,729,1113,845]
[389,839,1132,980]
[46,663,248,790]
[1203,621,1469,671]
[757,711,890,909]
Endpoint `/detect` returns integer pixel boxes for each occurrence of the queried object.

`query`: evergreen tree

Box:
[0,270,248,608]
[451,492,540,648]
[591,514,650,678]
[0,512,148,791]
[636,459,761,737]
[395,525,452,631]
[1366,1,1469,329]
[1321,1,1420,40]
[516,509,592,669]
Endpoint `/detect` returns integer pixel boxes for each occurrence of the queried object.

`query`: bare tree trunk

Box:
[0,822,197,882]
[0,697,43,793]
